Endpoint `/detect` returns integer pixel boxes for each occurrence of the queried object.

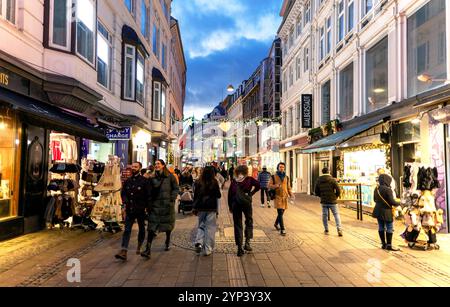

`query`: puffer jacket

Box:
[193,181,221,212]
[147,170,180,232]
[258,171,272,189]
[373,174,400,222]
[314,174,341,204]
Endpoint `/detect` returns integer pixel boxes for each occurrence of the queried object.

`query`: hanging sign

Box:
[301,94,313,129]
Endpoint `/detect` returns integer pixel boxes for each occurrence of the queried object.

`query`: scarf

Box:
[277,171,286,182]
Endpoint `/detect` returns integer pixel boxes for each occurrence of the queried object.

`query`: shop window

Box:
[321,80,331,124]
[366,36,388,113]
[407,0,446,97]
[88,141,115,162]
[0,0,16,24]
[97,21,112,89]
[0,110,20,220]
[76,0,96,64]
[339,62,354,121]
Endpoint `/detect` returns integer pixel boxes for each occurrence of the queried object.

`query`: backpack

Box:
[235,182,252,206]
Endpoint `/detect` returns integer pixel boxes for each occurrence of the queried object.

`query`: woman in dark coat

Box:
[373,174,400,251]
[141,159,180,258]
[228,165,260,257]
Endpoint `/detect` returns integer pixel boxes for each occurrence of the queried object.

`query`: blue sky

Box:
[172,0,282,119]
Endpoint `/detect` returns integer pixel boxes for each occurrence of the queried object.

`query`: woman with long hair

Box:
[228,165,260,257]
[193,166,221,256]
[141,159,180,259]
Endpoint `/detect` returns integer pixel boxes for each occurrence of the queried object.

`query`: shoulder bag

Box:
[376,187,397,217]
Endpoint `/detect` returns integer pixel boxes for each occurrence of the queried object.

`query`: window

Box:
[339,63,354,121]
[296,14,302,37]
[326,17,332,55]
[289,107,294,137]
[76,0,96,64]
[136,52,145,104]
[49,0,71,50]
[296,56,301,80]
[161,85,166,122]
[283,111,287,139]
[283,71,287,93]
[296,101,301,134]
[364,0,375,15]
[304,47,309,72]
[161,0,169,22]
[407,0,446,97]
[348,0,354,32]
[321,81,331,124]
[153,82,161,120]
[319,26,325,61]
[125,0,134,14]
[0,0,15,23]
[124,45,136,100]
[366,36,388,113]
[141,0,148,37]
[338,1,344,43]
[289,27,294,49]
[304,1,311,26]
[97,22,112,89]
[162,42,167,70]
[289,65,293,87]
[153,24,160,58]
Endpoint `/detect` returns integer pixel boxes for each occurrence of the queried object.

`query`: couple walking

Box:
[115,159,179,261]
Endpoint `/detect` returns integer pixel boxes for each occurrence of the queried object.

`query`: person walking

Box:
[115,162,152,261]
[268,163,292,235]
[228,164,235,180]
[179,169,194,187]
[373,174,401,251]
[141,159,180,259]
[314,167,343,237]
[258,166,272,208]
[228,165,260,257]
[193,166,221,256]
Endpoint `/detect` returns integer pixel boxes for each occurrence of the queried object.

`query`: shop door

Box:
[22,125,48,227]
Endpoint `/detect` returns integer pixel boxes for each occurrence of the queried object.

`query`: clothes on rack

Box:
[95,156,121,192]
[417,167,440,191]
[50,133,78,162]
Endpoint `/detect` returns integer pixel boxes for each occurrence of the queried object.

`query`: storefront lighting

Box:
[15,139,20,145]
[373,88,385,93]
[0,116,7,129]
[133,130,151,146]
[411,117,421,125]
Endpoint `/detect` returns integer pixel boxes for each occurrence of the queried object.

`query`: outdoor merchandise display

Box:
[92,155,123,233]
[401,163,444,250]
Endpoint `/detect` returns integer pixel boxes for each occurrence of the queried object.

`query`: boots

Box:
[386,233,400,251]
[136,242,143,255]
[140,244,151,259]
[115,249,127,261]
[244,240,252,252]
[237,246,245,257]
[379,231,387,249]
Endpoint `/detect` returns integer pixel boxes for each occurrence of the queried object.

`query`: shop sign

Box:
[0,66,30,96]
[106,127,131,140]
[301,94,313,129]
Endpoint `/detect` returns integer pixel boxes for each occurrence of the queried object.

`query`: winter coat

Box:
[258,171,272,189]
[372,174,399,223]
[193,181,221,212]
[121,174,152,214]
[228,177,260,210]
[269,173,292,210]
[147,170,180,233]
[314,174,341,204]
[179,173,194,187]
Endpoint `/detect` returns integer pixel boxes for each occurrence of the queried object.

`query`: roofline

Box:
[170,16,187,73]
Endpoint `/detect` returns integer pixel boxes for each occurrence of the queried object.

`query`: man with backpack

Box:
[257,166,272,208]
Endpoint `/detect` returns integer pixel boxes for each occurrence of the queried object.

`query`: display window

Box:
[88,141,115,163]
[0,109,21,220]
[343,149,386,182]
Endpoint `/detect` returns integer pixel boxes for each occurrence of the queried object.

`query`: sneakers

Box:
[338,230,343,237]
[324,230,329,235]
[267,201,271,208]
[237,247,245,257]
[281,230,287,236]
[195,243,202,254]
[115,249,127,261]
[244,241,252,252]
[274,223,281,231]
[260,204,265,208]
[165,244,170,251]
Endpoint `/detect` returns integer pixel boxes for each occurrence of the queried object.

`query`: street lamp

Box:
[417,74,450,83]
[227,84,235,92]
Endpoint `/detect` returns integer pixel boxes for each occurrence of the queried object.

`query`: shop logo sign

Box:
[67,258,81,283]
[0,73,9,86]
[106,127,132,140]
[301,94,313,129]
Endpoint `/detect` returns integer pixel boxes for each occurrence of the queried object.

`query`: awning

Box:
[299,119,383,154]
[152,68,168,85]
[0,88,109,142]
[122,25,150,57]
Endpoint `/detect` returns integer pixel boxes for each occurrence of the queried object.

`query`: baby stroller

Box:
[178,185,194,215]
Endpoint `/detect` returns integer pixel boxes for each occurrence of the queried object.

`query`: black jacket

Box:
[179,173,194,186]
[372,174,399,222]
[193,181,221,212]
[314,175,341,204]
[121,174,152,214]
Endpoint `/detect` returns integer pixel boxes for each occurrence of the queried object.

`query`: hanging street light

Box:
[227,84,235,92]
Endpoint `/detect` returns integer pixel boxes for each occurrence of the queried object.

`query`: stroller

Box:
[178,185,194,215]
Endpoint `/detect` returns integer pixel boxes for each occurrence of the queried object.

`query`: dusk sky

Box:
[172,0,283,120]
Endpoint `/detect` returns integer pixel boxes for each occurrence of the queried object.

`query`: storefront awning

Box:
[0,88,109,142]
[300,119,383,154]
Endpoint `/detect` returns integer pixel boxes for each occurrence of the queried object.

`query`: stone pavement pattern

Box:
[1,184,450,287]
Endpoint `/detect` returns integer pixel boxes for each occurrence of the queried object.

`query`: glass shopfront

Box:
[88,141,115,162]
[0,109,21,220]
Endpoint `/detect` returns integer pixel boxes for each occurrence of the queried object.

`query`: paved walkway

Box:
[1,184,450,287]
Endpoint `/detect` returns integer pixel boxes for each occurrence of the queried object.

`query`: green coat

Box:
[148,172,180,233]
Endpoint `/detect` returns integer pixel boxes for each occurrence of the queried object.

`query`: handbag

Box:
[268,175,276,200]
[376,188,397,217]
[235,183,252,206]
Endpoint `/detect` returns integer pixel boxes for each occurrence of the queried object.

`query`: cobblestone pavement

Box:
[1,183,450,287]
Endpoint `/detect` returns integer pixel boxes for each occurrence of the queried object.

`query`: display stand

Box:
[337,183,364,221]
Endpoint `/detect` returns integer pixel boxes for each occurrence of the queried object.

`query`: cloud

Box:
[237,14,280,42]
[189,30,235,59]
[183,104,214,119]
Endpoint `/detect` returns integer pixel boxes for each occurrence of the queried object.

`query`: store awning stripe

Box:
[299,119,383,154]
[0,88,109,143]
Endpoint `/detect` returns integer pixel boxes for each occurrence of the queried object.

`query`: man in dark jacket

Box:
[115,162,152,261]
[314,167,343,236]
[257,166,272,208]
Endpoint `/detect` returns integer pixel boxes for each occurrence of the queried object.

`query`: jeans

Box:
[377,218,394,234]
[275,209,285,230]
[322,204,342,231]
[195,211,217,255]
[232,202,253,247]
[121,211,146,250]
[260,188,270,204]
